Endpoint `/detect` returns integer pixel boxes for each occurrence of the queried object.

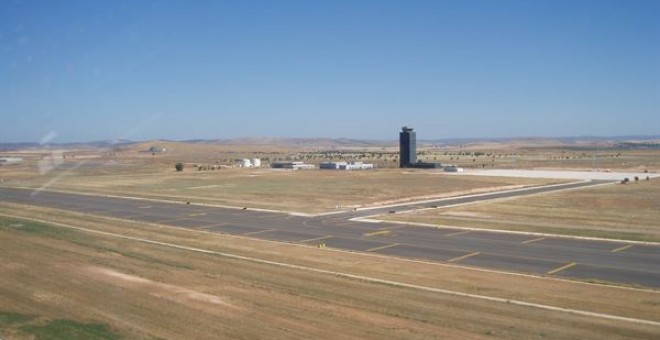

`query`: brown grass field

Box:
[385,177,660,242]
[1,204,659,339]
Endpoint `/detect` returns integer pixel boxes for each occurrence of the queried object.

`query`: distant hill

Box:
[0,140,135,151]
[2,135,659,151]
[194,137,390,148]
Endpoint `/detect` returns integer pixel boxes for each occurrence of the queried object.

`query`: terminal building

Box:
[320,161,374,170]
[399,126,442,169]
[271,161,315,170]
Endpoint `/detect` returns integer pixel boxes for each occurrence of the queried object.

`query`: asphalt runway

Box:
[1,182,659,288]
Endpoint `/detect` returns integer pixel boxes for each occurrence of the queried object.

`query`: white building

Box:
[444,165,464,172]
[0,157,23,165]
[320,161,374,170]
[271,161,315,170]
[320,161,346,169]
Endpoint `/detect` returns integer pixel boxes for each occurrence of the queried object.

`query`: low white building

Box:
[0,157,23,165]
[444,165,464,172]
[271,161,315,170]
[320,161,374,170]
[148,146,167,153]
[320,161,346,169]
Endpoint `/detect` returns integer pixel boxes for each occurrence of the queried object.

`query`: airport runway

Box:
[1,182,658,288]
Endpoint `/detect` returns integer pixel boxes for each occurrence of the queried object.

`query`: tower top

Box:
[402,126,414,132]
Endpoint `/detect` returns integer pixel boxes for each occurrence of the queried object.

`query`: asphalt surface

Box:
[1,182,659,288]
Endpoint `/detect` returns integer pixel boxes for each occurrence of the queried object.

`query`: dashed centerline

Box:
[364,230,392,237]
[547,262,577,275]
[611,244,633,253]
[522,237,546,244]
[448,252,480,263]
[366,243,399,252]
[445,230,472,237]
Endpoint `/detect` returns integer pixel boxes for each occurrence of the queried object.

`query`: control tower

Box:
[399,126,416,168]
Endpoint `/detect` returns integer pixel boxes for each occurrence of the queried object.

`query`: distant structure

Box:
[0,157,23,165]
[399,126,416,167]
[320,161,374,170]
[399,126,441,169]
[236,158,261,168]
[148,146,166,153]
[271,161,315,170]
[443,165,464,172]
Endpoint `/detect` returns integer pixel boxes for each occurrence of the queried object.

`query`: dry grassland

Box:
[1,203,659,339]
[424,148,660,172]
[1,165,558,213]
[385,178,660,242]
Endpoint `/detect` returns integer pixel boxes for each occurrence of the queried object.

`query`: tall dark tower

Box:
[399,126,416,167]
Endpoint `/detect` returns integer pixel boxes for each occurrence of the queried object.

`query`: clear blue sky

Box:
[1,0,658,143]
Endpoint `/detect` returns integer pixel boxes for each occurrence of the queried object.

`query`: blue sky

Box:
[1,0,658,143]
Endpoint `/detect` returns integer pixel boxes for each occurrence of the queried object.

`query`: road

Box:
[1,181,658,288]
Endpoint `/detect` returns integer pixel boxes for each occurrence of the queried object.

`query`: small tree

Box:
[175,162,184,172]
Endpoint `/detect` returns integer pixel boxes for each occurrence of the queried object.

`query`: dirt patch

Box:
[86,266,237,309]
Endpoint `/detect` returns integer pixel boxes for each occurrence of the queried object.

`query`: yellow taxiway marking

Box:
[547,262,577,275]
[243,229,276,235]
[366,243,399,252]
[187,212,207,217]
[364,230,392,237]
[138,205,153,209]
[448,252,480,263]
[300,235,333,243]
[445,230,471,237]
[363,226,405,237]
[611,244,633,253]
[522,237,546,244]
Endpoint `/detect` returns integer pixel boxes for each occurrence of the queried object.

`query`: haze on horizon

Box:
[1,0,659,144]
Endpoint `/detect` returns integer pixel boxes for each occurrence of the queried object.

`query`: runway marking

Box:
[187,212,207,217]
[522,237,546,244]
[611,244,633,253]
[448,252,480,263]
[363,225,406,237]
[445,230,471,237]
[138,205,153,209]
[547,262,577,275]
[243,228,276,235]
[366,243,399,252]
[364,230,392,237]
[299,235,333,243]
